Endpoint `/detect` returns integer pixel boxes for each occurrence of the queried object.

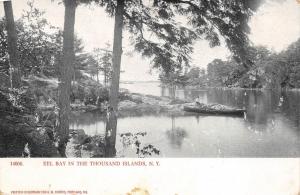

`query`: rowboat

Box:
[183,103,245,116]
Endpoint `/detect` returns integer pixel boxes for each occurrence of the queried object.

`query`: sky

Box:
[1,0,300,81]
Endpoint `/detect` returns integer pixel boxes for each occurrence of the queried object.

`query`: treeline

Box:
[161,40,300,89]
[205,41,300,89]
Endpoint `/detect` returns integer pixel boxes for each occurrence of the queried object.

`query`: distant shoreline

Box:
[120,80,159,84]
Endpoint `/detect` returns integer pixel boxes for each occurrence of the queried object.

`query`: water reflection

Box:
[158,84,300,130]
[70,83,300,157]
[165,116,188,148]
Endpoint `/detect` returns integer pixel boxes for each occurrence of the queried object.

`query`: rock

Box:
[119,100,137,110]
[27,128,59,157]
[145,94,162,100]
[117,93,191,115]
[161,104,183,112]
[0,87,61,157]
[130,94,143,103]
[0,133,27,157]
[136,103,161,113]
[66,129,88,157]
[69,129,88,144]
[82,135,105,158]
[169,99,190,105]
[66,129,105,158]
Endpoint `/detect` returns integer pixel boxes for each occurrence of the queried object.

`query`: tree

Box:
[84,53,100,81]
[207,59,237,87]
[281,38,300,88]
[182,66,207,86]
[186,66,201,80]
[0,3,87,79]
[18,1,59,77]
[206,46,272,88]
[263,38,300,88]
[94,0,263,156]
[3,1,21,88]
[1,1,62,77]
[127,0,263,70]
[93,44,113,86]
[104,0,125,157]
[0,19,9,75]
[100,50,113,86]
[93,0,200,156]
[56,0,77,157]
[159,70,188,87]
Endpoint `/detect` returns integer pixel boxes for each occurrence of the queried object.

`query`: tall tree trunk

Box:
[104,70,107,87]
[3,1,21,89]
[104,68,108,87]
[104,0,124,157]
[57,0,76,157]
[96,70,99,83]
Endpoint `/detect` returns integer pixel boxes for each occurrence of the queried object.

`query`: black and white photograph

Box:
[0,0,299,158]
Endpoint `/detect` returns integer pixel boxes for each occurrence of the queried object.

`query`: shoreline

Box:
[162,84,300,91]
[38,92,193,118]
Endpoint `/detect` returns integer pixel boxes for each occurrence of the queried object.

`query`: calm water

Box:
[70,82,300,157]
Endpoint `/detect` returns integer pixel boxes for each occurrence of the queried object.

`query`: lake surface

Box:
[70,82,300,157]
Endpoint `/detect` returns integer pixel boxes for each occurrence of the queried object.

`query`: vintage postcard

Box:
[0,0,299,194]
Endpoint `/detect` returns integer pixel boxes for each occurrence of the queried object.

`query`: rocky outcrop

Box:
[27,128,59,157]
[0,87,59,157]
[66,129,105,158]
[117,93,190,116]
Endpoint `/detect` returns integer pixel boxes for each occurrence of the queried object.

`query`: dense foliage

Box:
[92,0,262,77]
[160,39,300,89]
[0,1,112,83]
[0,86,59,157]
[204,40,300,89]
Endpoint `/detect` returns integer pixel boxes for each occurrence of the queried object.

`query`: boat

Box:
[183,103,245,116]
